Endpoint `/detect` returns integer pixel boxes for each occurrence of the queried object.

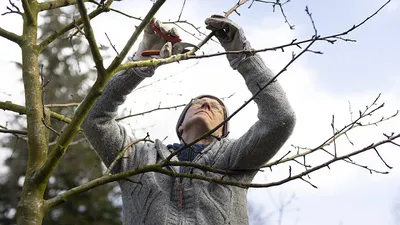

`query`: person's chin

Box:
[189,115,213,129]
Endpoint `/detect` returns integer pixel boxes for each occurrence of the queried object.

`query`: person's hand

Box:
[132,18,180,61]
[205,15,252,69]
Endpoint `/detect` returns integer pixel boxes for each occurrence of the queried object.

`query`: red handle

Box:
[141,50,161,56]
[152,22,182,43]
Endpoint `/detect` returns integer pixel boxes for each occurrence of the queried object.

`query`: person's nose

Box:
[201,101,212,111]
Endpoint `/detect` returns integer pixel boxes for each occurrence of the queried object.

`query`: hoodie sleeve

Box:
[81,67,152,172]
[217,54,296,170]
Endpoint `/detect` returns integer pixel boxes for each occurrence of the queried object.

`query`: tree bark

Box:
[16,2,48,224]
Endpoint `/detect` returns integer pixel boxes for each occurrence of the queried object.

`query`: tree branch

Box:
[264,96,391,169]
[0,128,28,135]
[87,0,142,21]
[116,103,186,121]
[0,27,22,45]
[0,101,72,124]
[39,0,88,11]
[44,103,80,108]
[38,0,114,53]
[44,132,400,209]
[76,0,106,78]
[21,0,35,25]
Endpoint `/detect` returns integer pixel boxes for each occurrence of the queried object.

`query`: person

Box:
[82,15,295,225]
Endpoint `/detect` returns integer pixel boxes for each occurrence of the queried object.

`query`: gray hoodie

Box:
[82,54,295,225]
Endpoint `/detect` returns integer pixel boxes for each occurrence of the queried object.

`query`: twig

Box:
[250,0,293,29]
[68,36,82,73]
[300,177,318,188]
[0,129,28,135]
[177,0,187,21]
[45,103,81,108]
[42,119,60,136]
[87,0,142,21]
[77,0,106,78]
[2,0,22,16]
[373,147,392,169]
[105,134,151,174]
[134,61,199,91]
[48,137,86,146]
[264,95,394,168]
[186,0,250,56]
[105,32,119,55]
[320,148,388,174]
[38,0,114,52]
[116,104,186,121]
[331,115,337,157]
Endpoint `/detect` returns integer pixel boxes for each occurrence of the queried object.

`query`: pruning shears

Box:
[141,22,197,56]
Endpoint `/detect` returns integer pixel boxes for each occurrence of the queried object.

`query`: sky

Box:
[1,0,400,225]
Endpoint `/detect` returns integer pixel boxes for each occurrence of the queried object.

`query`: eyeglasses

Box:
[191,98,224,112]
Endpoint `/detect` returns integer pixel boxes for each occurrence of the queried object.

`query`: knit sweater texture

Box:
[82,54,296,225]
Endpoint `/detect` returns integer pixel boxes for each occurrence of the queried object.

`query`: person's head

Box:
[176,95,229,143]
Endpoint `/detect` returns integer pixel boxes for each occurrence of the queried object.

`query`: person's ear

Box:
[178,125,183,135]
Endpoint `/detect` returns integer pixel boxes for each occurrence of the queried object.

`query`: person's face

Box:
[178,97,226,138]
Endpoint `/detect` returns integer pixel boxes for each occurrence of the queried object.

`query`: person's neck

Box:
[180,130,216,145]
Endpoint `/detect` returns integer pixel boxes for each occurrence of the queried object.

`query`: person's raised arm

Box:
[82,19,179,171]
[205,16,296,170]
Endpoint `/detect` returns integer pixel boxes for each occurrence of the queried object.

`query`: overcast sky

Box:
[1,0,400,224]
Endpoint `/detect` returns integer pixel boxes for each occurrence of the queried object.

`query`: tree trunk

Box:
[16,2,48,225]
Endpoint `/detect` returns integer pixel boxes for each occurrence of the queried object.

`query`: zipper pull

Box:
[178,183,183,209]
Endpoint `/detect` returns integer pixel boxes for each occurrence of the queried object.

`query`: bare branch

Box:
[0,101,72,124]
[45,132,400,209]
[105,134,152,175]
[331,115,337,157]
[264,95,394,169]
[133,61,200,91]
[87,0,142,21]
[0,125,28,141]
[38,0,115,53]
[21,0,35,25]
[116,103,186,121]
[0,128,27,135]
[321,148,389,174]
[105,32,119,55]
[181,1,390,62]
[249,0,293,29]
[44,103,81,108]
[0,27,22,45]
[39,0,88,11]
[177,0,187,21]
[390,141,400,148]
[48,137,87,147]
[77,0,106,77]
[374,147,392,169]
[300,177,317,188]
[42,118,60,136]
[2,0,22,16]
